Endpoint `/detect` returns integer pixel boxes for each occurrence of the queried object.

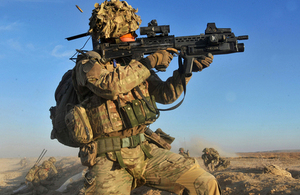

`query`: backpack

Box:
[209,148,219,156]
[25,165,39,182]
[50,69,93,147]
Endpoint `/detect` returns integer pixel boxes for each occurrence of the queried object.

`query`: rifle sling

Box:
[135,69,186,112]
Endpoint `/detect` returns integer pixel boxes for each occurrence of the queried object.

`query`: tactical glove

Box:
[147,48,178,71]
[192,53,214,72]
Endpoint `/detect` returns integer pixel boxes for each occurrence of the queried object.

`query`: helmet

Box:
[48,157,56,163]
[202,148,209,153]
[42,161,51,169]
[88,0,142,41]
[179,148,184,151]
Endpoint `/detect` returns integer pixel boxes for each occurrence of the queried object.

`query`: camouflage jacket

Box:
[47,160,58,174]
[202,153,220,164]
[73,52,191,139]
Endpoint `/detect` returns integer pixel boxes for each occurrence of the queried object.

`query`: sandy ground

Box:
[1,152,300,195]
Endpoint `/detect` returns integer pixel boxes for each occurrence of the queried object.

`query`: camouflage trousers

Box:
[82,143,221,195]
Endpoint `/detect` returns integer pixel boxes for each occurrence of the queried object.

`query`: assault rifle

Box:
[66,20,248,76]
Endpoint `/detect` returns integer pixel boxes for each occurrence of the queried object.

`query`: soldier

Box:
[47,157,58,178]
[202,148,219,172]
[72,1,220,195]
[179,148,190,157]
[202,148,229,172]
[13,160,57,195]
[19,157,28,167]
[16,158,58,195]
[30,161,54,194]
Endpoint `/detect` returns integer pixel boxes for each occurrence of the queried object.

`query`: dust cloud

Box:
[170,135,238,157]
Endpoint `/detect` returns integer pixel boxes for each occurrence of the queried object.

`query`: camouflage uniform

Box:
[179,148,190,157]
[19,157,28,167]
[74,52,220,195]
[30,161,55,195]
[47,157,58,178]
[72,1,220,195]
[20,158,58,195]
[202,148,221,172]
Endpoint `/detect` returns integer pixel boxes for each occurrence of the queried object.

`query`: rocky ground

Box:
[1,152,300,195]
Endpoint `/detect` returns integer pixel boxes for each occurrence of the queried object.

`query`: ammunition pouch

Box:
[121,95,158,129]
[87,95,159,137]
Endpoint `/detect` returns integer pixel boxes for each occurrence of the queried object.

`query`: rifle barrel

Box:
[66,32,90,41]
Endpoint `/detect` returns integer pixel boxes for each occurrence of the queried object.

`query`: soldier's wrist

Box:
[140,57,153,70]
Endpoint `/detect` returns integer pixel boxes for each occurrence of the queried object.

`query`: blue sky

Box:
[0,0,299,158]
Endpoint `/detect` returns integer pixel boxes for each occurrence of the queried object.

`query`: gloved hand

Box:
[147,48,178,71]
[192,53,214,72]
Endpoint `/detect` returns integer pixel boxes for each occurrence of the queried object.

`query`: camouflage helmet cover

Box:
[42,161,51,169]
[48,157,56,163]
[89,0,142,41]
[202,148,209,153]
[179,147,184,151]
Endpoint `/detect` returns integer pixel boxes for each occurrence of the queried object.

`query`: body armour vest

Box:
[73,55,158,140]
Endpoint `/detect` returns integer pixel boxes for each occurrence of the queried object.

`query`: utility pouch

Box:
[65,104,93,145]
[78,142,97,167]
[132,99,145,124]
[96,137,121,155]
[122,104,139,128]
[141,96,158,121]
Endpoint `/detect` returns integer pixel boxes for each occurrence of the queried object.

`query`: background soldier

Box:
[19,157,28,167]
[16,157,58,195]
[202,148,220,172]
[71,1,220,194]
[30,161,54,194]
[202,148,230,172]
[47,157,58,178]
[179,148,190,157]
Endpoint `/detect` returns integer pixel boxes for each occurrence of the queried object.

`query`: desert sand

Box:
[1,152,300,195]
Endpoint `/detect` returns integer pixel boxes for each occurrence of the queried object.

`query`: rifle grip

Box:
[184,56,194,77]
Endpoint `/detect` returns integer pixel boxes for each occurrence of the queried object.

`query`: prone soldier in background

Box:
[70,1,220,195]
[16,157,58,195]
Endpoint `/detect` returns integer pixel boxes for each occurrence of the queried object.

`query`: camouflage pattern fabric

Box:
[32,167,50,185]
[73,39,219,194]
[65,104,93,144]
[89,0,142,40]
[27,160,59,194]
[46,159,58,177]
[215,157,230,170]
[202,148,221,172]
[81,143,221,195]
[73,53,191,138]
[25,165,39,182]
